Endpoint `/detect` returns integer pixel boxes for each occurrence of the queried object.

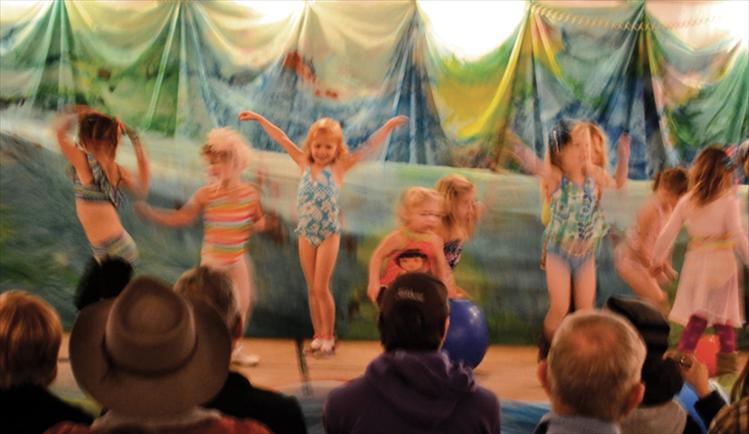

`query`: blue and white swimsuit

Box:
[295,166,341,246]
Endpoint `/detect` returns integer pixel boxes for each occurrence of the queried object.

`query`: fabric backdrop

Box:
[1,0,747,342]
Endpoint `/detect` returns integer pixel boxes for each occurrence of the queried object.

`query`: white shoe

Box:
[319,338,335,355]
[231,346,260,366]
[310,337,323,352]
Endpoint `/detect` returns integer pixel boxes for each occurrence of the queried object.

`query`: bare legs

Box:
[299,234,340,344]
[543,253,596,340]
[615,247,667,311]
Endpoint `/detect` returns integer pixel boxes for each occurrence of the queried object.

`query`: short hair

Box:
[173,266,240,337]
[202,127,253,172]
[547,310,646,421]
[396,187,442,226]
[302,118,348,164]
[652,167,688,196]
[377,273,449,352]
[0,290,62,388]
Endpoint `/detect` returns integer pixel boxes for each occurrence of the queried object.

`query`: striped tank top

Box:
[201,185,258,265]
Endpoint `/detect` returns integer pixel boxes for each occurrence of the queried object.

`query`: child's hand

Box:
[649,263,664,277]
[510,142,540,175]
[384,115,408,131]
[133,201,150,219]
[54,113,77,135]
[124,125,142,147]
[238,111,261,122]
[663,264,679,281]
[367,283,382,305]
[618,133,631,161]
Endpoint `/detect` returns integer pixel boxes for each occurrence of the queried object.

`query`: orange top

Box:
[201,185,258,265]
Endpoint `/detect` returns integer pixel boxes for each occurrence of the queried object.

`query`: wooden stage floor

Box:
[53,336,749,404]
[54,336,548,402]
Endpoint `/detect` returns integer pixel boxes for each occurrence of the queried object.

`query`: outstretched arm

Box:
[341,115,408,172]
[239,111,306,168]
[134,188,206,228]
[54,112,93,183]
[511,142,561,192]
[651,196,687,273]
[614,133,631,189]
[119,126,150,199]
[368,232,402,303]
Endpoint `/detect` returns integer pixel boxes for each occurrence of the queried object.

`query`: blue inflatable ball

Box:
[441,299,489,368]
[676,384,707,434]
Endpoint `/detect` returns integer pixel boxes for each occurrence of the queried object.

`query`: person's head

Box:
[378,272,450,352]
[174,266,241,342]
[652,167,689,209]
[78,111,121,158]
[537,310,646,422]
[605,296,683,406]
[75,256,134,310]
[578,122,609,169]
[548,119,585,174]
[69,276,231,417]
[436,174,478,239]
[201,127,252,182]
[0,290,62,389]
[396,187,442,233]
[689,146,735,206]
[302,118,348,166]
[396,249,428,272]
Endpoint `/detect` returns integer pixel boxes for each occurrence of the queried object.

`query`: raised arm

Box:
[368,231,403,303]
[119,126,150,199]
[54,112,93,183]
[614,133,630,189]
[512,142,561,192]
[239,111,306,168]
[134,187,206,228]
[341,115,408,172]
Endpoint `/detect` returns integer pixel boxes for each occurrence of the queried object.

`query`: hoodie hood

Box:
[364,350,476,427]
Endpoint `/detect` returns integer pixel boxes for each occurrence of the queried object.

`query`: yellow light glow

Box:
[419,0,527,59]
[713,1,749,47]
[231,0,305,23]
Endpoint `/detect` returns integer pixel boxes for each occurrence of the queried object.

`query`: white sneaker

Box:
[231,346,260,366]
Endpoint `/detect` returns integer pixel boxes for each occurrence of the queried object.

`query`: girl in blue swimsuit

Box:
[240,110,407,354]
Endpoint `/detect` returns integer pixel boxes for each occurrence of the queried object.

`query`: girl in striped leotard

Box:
[136,128,264,344]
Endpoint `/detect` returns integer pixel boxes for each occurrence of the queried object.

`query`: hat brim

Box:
[70,299,230,417]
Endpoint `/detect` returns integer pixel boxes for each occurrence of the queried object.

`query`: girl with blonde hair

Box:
[240,111,407,354]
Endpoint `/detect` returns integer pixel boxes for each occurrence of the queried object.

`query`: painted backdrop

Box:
[1,1,747,342]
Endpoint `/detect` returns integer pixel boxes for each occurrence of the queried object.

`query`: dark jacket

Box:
[0,384,93,434]
[323,351,500,434]
[205,371,308,434]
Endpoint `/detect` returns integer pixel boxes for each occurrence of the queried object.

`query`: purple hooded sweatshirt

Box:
[323,351,500,434]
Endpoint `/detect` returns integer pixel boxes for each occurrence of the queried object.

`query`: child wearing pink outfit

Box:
[652,147,749,377]
[615,168,688,311]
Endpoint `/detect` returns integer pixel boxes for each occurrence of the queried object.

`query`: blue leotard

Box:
[295,166,340,246]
